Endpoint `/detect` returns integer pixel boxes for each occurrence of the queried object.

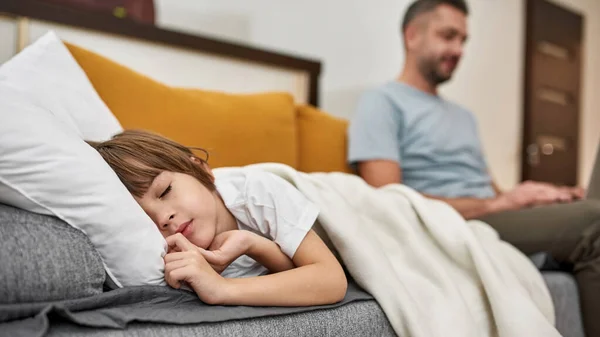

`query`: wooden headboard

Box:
[0,0,321,106]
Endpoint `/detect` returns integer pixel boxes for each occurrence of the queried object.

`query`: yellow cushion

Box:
[65,43,298,169]
[297,105,353,173]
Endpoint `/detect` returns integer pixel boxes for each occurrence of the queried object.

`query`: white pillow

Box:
[0,31,122,141]
[0,32,166,287]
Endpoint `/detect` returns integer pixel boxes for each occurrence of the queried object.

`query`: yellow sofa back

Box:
[66,42,353,174]
[297,105,352,174]
[66,43,298,169]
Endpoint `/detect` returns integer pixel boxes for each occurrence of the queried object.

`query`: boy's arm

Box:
[166,230,347,306]
[245,233,295,273]
[222,230,347,306]
[198,230,296,274]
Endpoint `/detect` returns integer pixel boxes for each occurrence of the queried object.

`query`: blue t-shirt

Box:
[347,81,495,199]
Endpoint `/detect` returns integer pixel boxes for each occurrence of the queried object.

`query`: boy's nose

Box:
[161,214,175,232]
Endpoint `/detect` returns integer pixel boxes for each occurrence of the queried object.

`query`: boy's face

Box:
[135,171,219,249]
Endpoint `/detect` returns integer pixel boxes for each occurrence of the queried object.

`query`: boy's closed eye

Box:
[159,184,172,199]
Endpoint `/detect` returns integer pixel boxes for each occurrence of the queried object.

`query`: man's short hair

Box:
[401,0,469,32]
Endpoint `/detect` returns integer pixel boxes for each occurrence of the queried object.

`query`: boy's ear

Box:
[190,156,215,182]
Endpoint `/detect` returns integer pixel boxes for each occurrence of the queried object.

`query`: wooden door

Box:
[522,0,584,186]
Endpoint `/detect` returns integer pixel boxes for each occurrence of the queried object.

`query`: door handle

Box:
[537,135,567,155]
[541,143,554,155]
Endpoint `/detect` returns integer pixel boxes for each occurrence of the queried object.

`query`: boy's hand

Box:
[164,233,228,305]
[200,230,254,273]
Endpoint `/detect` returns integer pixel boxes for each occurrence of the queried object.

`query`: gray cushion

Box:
[543,272,585,337]
[0,203,105,303]
[40,273,584,337]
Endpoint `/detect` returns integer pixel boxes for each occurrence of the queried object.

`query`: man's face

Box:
[408,4,468,85]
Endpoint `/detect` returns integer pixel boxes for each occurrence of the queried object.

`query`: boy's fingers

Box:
[203,248,230,265]
[164,259,189,287]
[198,248,217,261]
[165,276,179,289]
[198,249,229,273]
[166,267,187,289]
[198,247,211,258]
[167,245,181,253]
[165,261,184,289]
[166,233,196,252]
[164,252,189,263]
[165,259,188,270]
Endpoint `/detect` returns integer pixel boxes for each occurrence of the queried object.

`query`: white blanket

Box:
[215,163,561,337]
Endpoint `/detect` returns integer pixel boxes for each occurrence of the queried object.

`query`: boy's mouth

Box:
[176,220,193,237]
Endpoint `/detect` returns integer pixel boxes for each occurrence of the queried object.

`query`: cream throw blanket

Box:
[214,163,561,337]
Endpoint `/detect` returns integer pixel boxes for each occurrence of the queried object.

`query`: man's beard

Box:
[418,56,456,86]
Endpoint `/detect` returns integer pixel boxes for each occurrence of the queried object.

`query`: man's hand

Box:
[559,185,586,200]
[164,233,228,305]
[492,181,584,212]
[199,230,252,274]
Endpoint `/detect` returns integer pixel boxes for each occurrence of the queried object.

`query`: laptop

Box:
[586,141,600,200]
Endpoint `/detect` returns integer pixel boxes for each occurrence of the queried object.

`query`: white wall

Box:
[156,0,600,190]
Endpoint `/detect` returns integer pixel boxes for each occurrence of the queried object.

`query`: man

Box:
[348,0,600,335]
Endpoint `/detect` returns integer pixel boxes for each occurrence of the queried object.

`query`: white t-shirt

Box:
[214,168,319,279]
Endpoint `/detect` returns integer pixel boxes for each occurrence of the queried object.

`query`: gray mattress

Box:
[46,300,395,337]
[0,281,374,337]
[1,273,584,337]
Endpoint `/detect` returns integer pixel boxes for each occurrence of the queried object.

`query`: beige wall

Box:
[439,0,526,190]
[155,0,600,190]
[0,15,16,64]
[440,0,600,190]
[2,1,598,190]
[561,0,600,189]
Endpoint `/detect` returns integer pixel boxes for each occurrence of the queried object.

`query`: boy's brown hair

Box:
[87,130,215,198]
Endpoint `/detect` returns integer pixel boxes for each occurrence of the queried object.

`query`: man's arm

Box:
[357,160,402,188]
[357,160,502,219]
[421,195,498,220]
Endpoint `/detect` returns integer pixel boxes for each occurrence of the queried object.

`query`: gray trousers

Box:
[479,200,600,337]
